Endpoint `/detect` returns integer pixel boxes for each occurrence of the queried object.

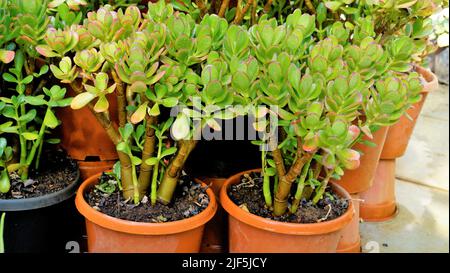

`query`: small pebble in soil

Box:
[228,172,349,223]
[86,173,210,223]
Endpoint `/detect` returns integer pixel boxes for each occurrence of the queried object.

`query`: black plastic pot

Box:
[0,171,85,253]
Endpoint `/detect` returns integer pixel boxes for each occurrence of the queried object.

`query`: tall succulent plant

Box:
[241,10,423,216]
[42,1,239,206]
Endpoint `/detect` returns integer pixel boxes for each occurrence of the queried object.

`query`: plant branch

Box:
[157,124,202,204]
[69,81,135,200]
[196,0,208,18]
[157,139,197,204]
[251,0,257,25]
[234,0,254,24]
[263,0,272,13]
[269,134,286,176]
[137,103,157,196]
[111,70,127,128]
[218,0,231,17]
[273,138,316,216]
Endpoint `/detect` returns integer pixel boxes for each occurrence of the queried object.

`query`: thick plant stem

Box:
[218,0,230,17]
[312,170,333,204]
[269,136,286,176]
[251,0,257,25]
[157,140,197,204]
[233,0,253,24]
[69,81,135,201]
[111,71,127,128]
[264,0,273,13]
[137,107,157,196]
[273,138,315,216]
[119,152,135,201]
[291,157,312,213]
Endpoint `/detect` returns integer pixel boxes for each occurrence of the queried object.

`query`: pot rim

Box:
[75,172,218,235]
[415,65,439,93]
[220,169,354,236]
[0,169,80,212]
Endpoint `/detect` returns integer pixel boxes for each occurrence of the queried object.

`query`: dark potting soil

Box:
[86,173,210,223]
[228,172,349,223]
[0,148,78,200]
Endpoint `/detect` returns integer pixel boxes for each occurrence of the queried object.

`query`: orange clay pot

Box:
[200,177,227,253]
[335,126,389,194]
[57,88,118,161]
[220,169,354,253]
[78,160,116,181]
[337,194,361,253]
[360,159,397,222]
[75,172,217,253]
[381,66,439,159]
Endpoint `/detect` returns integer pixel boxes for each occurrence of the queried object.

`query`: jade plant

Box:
[42,1,238,207]
[240,10,423,216]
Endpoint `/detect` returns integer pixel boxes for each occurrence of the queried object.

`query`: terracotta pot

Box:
[220,169,354,253]
[337,194,361,253]
[199,177,227,253]
[360,159,397,222]
[75,173,217,253]
[381,66,439,159]
[78,160,116,181]
[57,88,118,161]
[335,126,389,194]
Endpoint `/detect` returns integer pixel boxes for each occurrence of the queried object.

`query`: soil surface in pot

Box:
[0,148,78,200]
[86,173,210,223]
[228,172,349,223]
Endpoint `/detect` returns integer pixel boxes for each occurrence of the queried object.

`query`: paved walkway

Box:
[360,83,449,253]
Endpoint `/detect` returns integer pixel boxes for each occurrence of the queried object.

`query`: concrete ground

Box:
[360,83,449,253]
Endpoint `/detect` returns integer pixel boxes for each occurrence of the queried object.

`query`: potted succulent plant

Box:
[43,1,148,182]
[345,0,446,222]
[215,3,425,251]
[293,0,445,251]
[39,1,272,252]
[0,0,83,253]
[44,0,122,181]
